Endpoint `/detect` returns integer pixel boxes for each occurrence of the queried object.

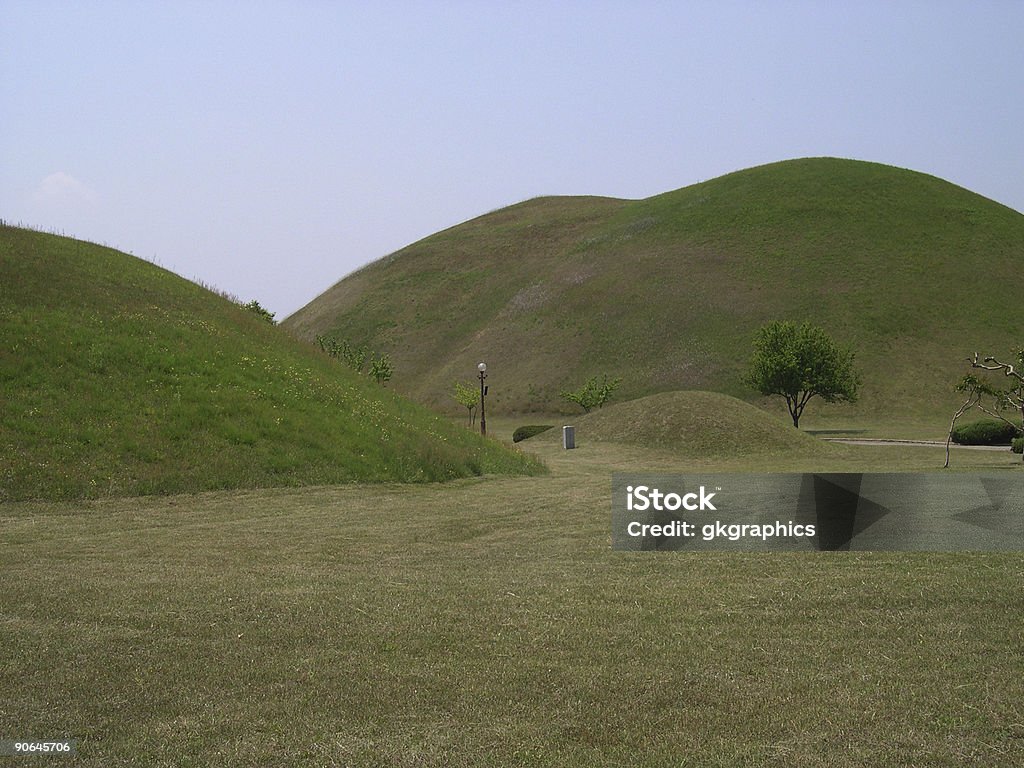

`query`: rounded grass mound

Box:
[287,158,1024,423]
[556,391,828,457]
[0,225,544,502]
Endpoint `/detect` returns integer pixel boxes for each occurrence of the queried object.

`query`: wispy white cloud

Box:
[32,172,98,207]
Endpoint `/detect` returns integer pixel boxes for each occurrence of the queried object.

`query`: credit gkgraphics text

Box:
[612,473,1024,551]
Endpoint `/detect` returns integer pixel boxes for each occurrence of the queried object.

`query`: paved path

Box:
[823,437,1010,452]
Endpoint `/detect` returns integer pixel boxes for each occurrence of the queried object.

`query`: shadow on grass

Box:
[806,429,869,436]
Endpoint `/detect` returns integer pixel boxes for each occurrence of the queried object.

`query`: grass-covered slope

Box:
[534,391,829,458]
[0,225,543,501]
[285,158,1024,423]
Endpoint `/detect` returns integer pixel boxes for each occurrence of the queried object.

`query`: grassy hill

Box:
[529,390,829,458]
[285,158,1024,428]
[0,224,543,502]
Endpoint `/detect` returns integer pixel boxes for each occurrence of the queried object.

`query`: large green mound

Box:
[0,225,543,501]
[285,158,1024,424]
[540,391,828,457]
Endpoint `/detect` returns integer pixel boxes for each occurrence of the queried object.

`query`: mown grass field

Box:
[3,197,1022,765]
[3,421,1022,767]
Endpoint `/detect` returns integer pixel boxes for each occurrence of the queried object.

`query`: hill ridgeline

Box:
[285,158,1023,425]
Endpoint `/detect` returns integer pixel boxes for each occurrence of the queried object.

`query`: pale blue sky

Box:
[3,1,1022,318]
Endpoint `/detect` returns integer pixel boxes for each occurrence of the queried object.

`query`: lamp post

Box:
[477,362,488,436]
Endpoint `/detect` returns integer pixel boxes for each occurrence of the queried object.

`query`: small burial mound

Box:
[548,391,828,458]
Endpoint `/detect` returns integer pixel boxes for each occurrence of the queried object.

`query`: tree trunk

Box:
[786,397,800,428]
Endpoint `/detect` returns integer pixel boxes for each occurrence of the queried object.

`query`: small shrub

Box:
[951,419,1020,446]
[513,425,554,443]
[243,299,275,324]
[316,335,368,373]
[369,354,393,385]
[1012,437,1023,454]
[560,375,622,413]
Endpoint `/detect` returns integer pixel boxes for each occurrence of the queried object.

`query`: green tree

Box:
[745,321,860,428]
[452,381,479,426]
[560,374,622,413]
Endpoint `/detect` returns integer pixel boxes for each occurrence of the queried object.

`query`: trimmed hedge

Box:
[1013,437,1023,454]
[951,418,1020,446]
[513,425,554,443]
